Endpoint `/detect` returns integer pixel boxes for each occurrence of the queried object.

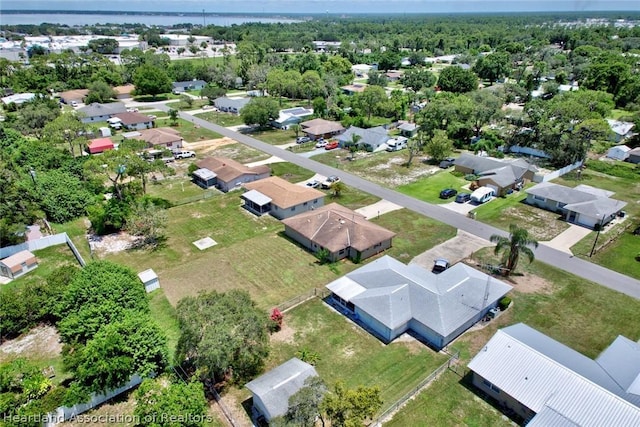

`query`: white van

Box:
[470,187,495,204]
[386,137,408,152]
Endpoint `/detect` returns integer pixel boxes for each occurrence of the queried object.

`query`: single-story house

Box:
[77,102,127,123]
[172,80,207,93]
[134,127,183,151]
[627,147,640,164]
[454,153,537,196]
[1,92,36,106]
[468,323,640,426]
[385,70,403,81]
[241,176,325,219]
[341,83,368,96]
[59,89,88,104]
[192,168,217,189]
[525,182,627,229]
[351,64,373,77]
[195,157,270,192]
[607,119,635,143]
[87,138,115,154]
[326,255,512,349]
[213,96,250,114]
[607,144,631,161]
[337,126,390,151]
[312,40,341,52]
[112,112,154,131]
[245,358,319,423]
[300,118,345,140]
[282,202,394,262]
[113,84,135,99]
[397,121,419,138]
[0,250,38,279]
[270,107,314,130]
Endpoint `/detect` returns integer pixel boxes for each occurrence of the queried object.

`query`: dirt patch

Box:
[0,325,62,362]
[507,272,555,294]
[501,206,567,241]
[269,322,295,344]
[183,137,237,153]
[342,345,355,358]
[88,232,141,255]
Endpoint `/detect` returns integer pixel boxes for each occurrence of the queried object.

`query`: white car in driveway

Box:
[173,150,196,159]
[315,139,328,148]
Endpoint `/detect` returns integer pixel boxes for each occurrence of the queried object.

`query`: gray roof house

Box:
[172,80,207,93]
[326,255,512,349]
[245,358,319,423]
[337,126,391,152]
[397,121,419,138]
[526,182,627,229]
[468,323,640,426]
[454,153,537,196]
[77,102,127,123]
[213,96,250,114]
[607,119,635,143]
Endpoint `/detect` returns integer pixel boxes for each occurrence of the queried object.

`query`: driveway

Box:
[410,230,494,270]
[355,200,403,220]
[441,200,477,216]
[542,224,593,255]
[245,156,285,167]
[298,147,329,158]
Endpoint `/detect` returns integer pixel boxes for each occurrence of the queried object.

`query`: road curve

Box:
[157,105,640,300]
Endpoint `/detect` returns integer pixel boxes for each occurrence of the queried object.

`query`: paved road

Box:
[157,104,640,300]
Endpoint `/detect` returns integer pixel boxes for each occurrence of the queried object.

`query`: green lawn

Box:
[147,176,217,205]
[572,230,640,280]
[269,162,315,183]
[209,142,272,164]
[608,109,634,120]
[371,208,457,262]
[153,118,222,142]
[266,299,448,411]
[148,289,180,362]
[322,186,381,210]
[247,128,297,145]
[398,171,468,203]
[195,111,245,127]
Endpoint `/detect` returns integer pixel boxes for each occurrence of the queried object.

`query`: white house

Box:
[607,145,631,161]
[270,107,314,130]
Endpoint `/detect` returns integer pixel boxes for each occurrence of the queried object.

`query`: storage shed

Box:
[87,138,115,154]
[0,250,38,279]
[137,269,159,293]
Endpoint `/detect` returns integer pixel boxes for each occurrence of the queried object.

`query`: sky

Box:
[1,0,639,14]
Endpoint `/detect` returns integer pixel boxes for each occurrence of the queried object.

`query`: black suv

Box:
[439,188,458,199]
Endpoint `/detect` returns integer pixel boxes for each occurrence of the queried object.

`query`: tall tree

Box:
[321,382,382,427]
[356,85,387,120]
[437,66,478,93]
[473,52,511,84]
[275,376,327,427]
[490,224,539,276]
[133,65,172,99]
[240,97,280,128]
[85,80,117,104]
[423,129,454,162]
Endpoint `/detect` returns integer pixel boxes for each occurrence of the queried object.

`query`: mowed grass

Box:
[146,176,217,204]
[210,142,272,164]
[195,111,245,127]
[148,290,180,362]
[247,128,297,145]
[371,208,457,262]
[154,118,222,142]
[398,170,469,203]
[266,299,448,410]
[269,162,316,183]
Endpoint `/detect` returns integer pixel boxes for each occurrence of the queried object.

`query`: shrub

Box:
[269,308,283,333]
[498,296,512,311]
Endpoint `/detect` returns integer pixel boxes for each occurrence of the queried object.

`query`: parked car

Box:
[439,157,455,168]
[173,150,196,159]
[305,180,320,188]
[315,139,328,148]
[324,141,339,150]
[455,193,471,203]
[439,188,458,199]
[321,175,340,189]
[148,115,157,120]
[432,258,450,274]
[296,136,311,144]
[70,100,78,107]
[126,107,139,113]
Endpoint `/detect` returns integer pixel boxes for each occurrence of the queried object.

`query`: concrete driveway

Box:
[542,224,592,255]
[441,200,477,216]
[355,200,403,219]
[410,230,494,270]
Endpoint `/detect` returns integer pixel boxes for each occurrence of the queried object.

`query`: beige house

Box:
[300,118,345,140]
[242,176,325,220]
[0,250,38,279]
[282,203,395,262]
[196,157,270,192]
[135,127,183,151]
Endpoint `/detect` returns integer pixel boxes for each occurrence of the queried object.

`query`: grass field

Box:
[398,170,469,203]
[211,142,272,164]
[269,162,316,183]
[146,176,217,205]
[247,128,297,145]
[256,299,449,414]
[195,111,245,127]
[153,118,222,142]
[148,290,181,362]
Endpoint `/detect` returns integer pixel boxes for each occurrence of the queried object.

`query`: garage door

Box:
[485,184,498,195]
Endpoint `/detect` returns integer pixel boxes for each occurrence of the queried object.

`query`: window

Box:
[482,379,501,394]
[291,206,296,211]
[339,249,345,255]
[533,195,545,201]
[303,202,308,206]
[314,199,318,204]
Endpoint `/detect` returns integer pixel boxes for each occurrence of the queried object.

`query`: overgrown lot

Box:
[153,117,222,142]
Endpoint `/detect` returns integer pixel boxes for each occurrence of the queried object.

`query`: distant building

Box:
[59,89,89,104]
[213,96,250,115]
[270,107,314,130]
[312,41,341,52]
[299,118,345,140]
[172,80,207,94]
[607,119,635,143]
[87,138,115,154]
[241,176,325,220]
[1,93,36,106]
[606,144,631,161]
[134,127,183,151]
[77,102,127,123]
[337,126,391,152]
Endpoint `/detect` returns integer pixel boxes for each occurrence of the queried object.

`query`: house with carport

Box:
[337,126,391,151]
[326,256,512,349]
[300,118,345,141]
[241,176,324,219]
[77,102,127,123]
[468,323,640,426]
[195,157,270,192]
[245,358,320,423]
[525,182,627,229]
[133,127,183,151]
[0,250,38,279]
[454,153,537,196]
[112,112,154,131]
[282,203,395,263]
[213,96,250,114]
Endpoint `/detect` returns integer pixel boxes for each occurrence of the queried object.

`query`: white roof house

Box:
[607,119,635,142]
[607,145,631,161]
[468,323,640,426]
[1,93,36,105]
[326,255,512,349]
[270,107,314,129]
[245,358,319,422]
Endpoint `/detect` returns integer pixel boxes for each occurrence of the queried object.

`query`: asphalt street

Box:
[156,104,640,300]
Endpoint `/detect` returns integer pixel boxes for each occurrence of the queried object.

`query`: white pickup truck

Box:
[173,150,196,159]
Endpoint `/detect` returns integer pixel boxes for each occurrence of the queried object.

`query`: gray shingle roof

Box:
[245,358,318,420]
[527,182,626,217]
[455,153,535,186]
[337,126,390,148]
[78,102,127,118]
[327,255,512,337]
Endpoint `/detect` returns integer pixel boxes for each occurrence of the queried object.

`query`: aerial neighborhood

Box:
[1,8,640,427]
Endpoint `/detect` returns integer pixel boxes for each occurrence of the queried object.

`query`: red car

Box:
[324,141,339,150]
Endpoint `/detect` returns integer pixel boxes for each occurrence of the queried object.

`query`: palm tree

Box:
[490,224,538,276]
[347,134,362,160]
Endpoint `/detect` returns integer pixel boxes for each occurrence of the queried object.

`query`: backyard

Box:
[153,117,222,142]
[195,111,245,127]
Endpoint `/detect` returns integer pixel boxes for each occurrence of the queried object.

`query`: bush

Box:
[498,296,512,311]
[585,160,639,180]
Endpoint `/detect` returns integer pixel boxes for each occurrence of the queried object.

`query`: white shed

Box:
[138,269,159,293]
[606,145,631,161]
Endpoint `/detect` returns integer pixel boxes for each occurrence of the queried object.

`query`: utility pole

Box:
[589,215,605,257]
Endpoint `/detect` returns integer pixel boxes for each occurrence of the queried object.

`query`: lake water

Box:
[0,12,301,27]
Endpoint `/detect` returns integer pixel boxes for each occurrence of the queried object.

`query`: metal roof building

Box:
[468,323,640,425]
